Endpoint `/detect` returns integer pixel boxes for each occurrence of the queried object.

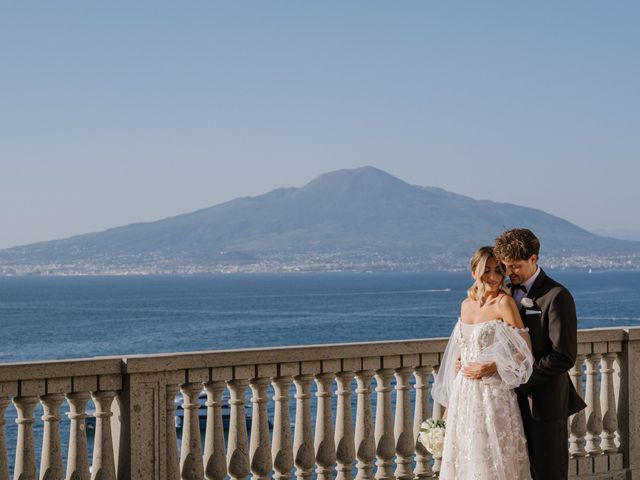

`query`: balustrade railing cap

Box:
[624,327,640,340]
[121,337,450,374]
[0,356,123,382]
[577,328,626,343]
[1,327,637,384]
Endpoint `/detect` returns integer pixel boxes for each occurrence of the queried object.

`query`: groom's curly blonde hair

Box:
[494,228,540,262]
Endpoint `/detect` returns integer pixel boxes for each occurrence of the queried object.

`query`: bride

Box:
[432,246,534,480]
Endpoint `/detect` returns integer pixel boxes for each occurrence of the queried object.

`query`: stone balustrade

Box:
[0,357,123,480]
[0,327,639,480]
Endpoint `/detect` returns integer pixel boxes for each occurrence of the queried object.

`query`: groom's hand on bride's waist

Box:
[462,362,497,380]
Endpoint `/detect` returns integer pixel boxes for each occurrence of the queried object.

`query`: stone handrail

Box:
[0,328,639,479]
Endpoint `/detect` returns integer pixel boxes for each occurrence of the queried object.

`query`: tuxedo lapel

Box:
[526,268,547,303]
[518,299,527,324]
[519,268,547,329]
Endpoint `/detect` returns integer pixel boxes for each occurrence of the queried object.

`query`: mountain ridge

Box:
[1,166,638,274]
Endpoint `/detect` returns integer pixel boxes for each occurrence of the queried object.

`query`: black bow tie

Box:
[509,284,527,293]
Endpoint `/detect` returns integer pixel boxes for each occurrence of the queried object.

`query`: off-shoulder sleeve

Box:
[477,322,534,389]
[431,322,461,407]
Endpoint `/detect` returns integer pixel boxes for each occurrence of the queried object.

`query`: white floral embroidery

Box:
[439,321,533,480]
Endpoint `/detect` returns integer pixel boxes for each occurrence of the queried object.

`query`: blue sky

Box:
[1,2,638,249]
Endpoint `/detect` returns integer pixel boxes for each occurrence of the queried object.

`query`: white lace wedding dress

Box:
[432,319,534,480]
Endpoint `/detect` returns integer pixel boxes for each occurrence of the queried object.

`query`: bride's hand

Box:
[462,361,497,380]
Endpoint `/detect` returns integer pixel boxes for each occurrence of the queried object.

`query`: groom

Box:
[493,228,587,480]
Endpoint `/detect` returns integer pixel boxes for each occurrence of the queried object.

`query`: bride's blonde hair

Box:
[467,246,509,304]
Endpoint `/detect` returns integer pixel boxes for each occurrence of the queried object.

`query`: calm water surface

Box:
[2,271,638,364]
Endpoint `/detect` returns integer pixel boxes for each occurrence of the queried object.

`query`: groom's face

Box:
[503,255,538,285]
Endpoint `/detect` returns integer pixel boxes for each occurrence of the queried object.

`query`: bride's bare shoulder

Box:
[461,297,473,309]
[460,297,472,316]
[498,294,525,328]
[498,293,517,308]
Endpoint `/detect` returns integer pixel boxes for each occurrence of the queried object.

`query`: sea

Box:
[1,271,639,470]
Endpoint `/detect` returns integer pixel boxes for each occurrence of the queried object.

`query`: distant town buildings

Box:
[1,251,638,276]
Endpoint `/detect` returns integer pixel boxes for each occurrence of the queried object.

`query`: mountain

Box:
[1,167,639,274]
[593,228,640,242]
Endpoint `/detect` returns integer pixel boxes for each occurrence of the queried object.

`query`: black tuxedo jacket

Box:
[516,269,587,421]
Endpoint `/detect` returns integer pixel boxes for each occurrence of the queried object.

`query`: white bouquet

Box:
[418,418,446,458]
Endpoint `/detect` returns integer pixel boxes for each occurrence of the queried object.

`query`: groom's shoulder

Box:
[538,270,574,301]
[538,272,577,321]
[541,270,563,289]
[538,271,575,305]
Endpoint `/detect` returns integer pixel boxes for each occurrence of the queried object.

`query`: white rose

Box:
[521,297,534,308]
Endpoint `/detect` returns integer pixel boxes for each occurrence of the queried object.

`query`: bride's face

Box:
[480,257,504,293]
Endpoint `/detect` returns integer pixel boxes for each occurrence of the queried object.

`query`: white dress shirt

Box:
[513,266,541,304]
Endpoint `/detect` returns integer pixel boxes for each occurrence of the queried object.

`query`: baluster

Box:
[165,385,180,480]
[66,392,91,480]
[13,396,38,480]
[293,374,314,480]
[271,376,293,480]
[314,373,336,480]
[394,367,414,479]
[180,383,205,480]
[600,352,619,453]
[569,354,587,457]
[374,369,395,480]
[585,353,603,454]
[203,381,226,480]
[90,390,117,480]
[431,401,444,420]
[226,379,250,480]
[430,363,444,420]
[39,393,65,480]
[335,372,355,480]
[249,377,272,480]
[430,366,444,473]
[413,366,434,479]
[0,397,9,480]
[354,370,375,480]
[613,353,623,450]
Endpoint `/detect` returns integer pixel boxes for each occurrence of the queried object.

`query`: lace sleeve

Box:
[477,322,534,389]
[431,322,461,407]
